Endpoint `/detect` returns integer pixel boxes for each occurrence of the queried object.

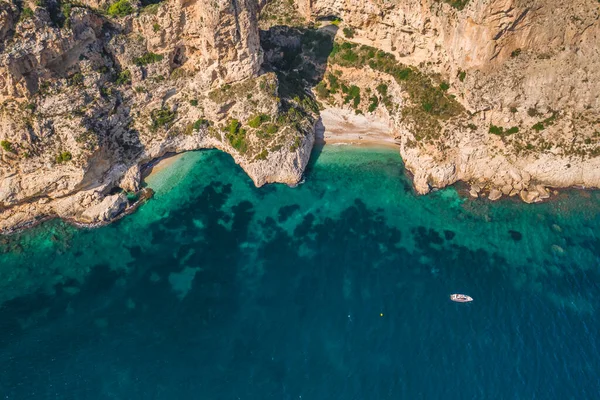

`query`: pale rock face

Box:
[134,0,263,85]
[81,193,128,223]
[120,164,141,192]
[0,2,17,51]
[243,125,315,187]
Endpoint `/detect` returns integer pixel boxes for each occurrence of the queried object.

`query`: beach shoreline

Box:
[143,153,187,181]
[316,107,399,149]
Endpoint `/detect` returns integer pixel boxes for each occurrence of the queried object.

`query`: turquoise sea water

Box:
[1,145,600,398]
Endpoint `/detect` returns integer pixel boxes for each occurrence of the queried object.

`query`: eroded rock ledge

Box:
[1,0,600,233]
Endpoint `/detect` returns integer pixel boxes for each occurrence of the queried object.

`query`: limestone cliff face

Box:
[133,0,263,85]
[0,0,316,232]
[298,0,600,201]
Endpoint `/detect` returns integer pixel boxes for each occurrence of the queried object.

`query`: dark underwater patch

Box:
[413,226,444,247]
[294,213,316,237]
[508,230,523,241]
[444,230,456,240]
[128,245,143,258]
[278,204,301,223]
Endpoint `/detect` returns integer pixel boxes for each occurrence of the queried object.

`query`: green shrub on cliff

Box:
[108,0,134,17]
[368,96,379,113]
[439,0,469,10]
[376,83,388,96]
[226,119,241,135]
[290,137,302,152]
[327,73,340,93]
[150,108,176,131]
[68,72,84,86]
[248,114,270,128]
[1,140,15,153]
[489,124,519,136]
[265,124,279,135]
[134,52,163,66]
[19,7,34,23]
[330,42,361,66]
[255,149,269,161]
[315,82,329,99]
[531,113,558,132]
[61,3,72,28]
[343,27,355,38]
[116,69,131,85]
[532,122,545,132]
[489,125,503,135]
[55,151,72,163]
[224,119,248,153]
[192,119,209,130]
[343,85,361,109]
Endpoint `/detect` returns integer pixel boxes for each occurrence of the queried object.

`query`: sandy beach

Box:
[143,153,186,180]
[316,107,399,149]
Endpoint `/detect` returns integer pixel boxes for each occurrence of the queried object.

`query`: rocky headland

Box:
[1,0,599,232]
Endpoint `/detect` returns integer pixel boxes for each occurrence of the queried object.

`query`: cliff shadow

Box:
[75,38,147,194]
[76,88,143,194]
[260,25,337,100]
[304,117,325,176]
[259,24,338,165]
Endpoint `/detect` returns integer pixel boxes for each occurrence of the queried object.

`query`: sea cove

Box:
[1,146,600,398]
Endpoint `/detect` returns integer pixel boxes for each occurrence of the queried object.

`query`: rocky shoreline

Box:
[0,127,597,235]
[2,0,599,234]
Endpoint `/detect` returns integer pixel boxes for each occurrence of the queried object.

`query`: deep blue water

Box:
[1,146,600,399]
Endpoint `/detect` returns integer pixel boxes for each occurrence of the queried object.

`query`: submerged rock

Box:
[551,244,566,256]
[488,189,503,201]
[520,190,541,204]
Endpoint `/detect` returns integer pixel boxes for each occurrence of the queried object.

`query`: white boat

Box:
[450,294,473,303]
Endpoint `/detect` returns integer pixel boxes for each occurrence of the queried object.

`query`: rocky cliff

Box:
[1,0,599,233]
[294,0,600,201]
[0,0,316,232]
